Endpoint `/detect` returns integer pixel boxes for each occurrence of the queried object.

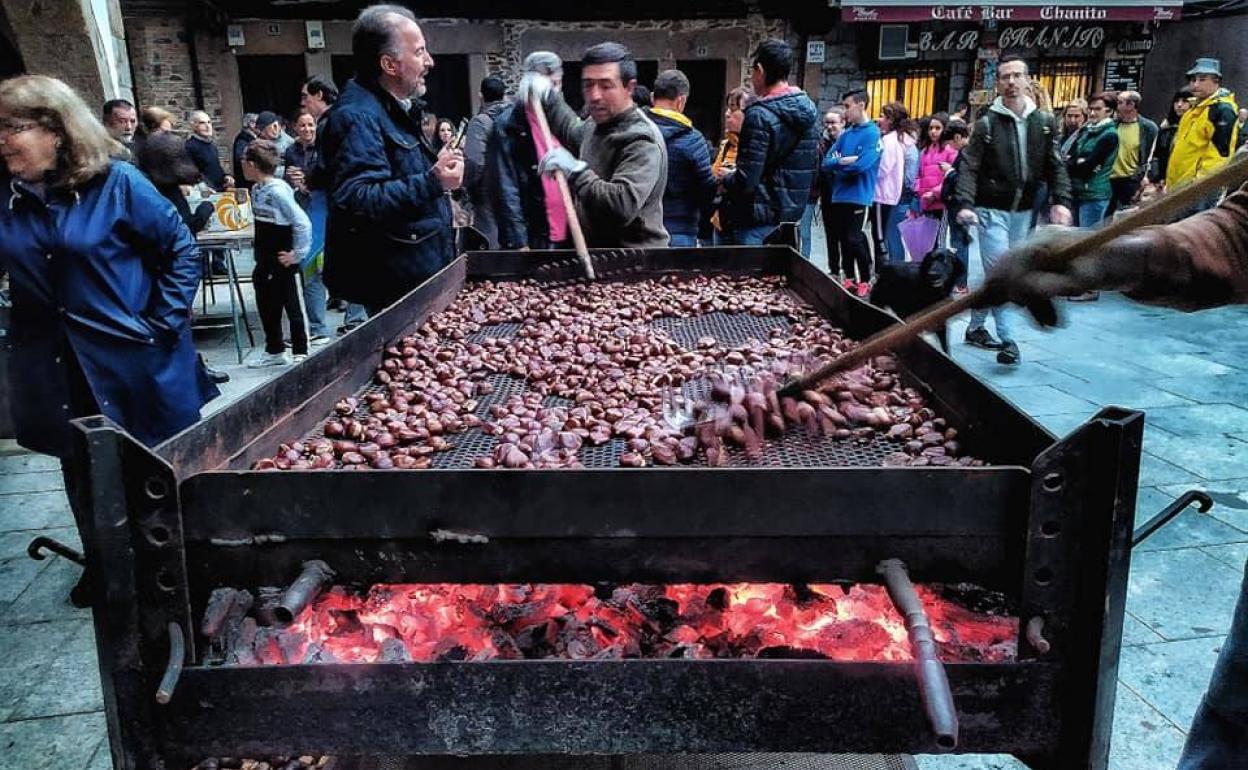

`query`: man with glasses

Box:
[185,111,232,191]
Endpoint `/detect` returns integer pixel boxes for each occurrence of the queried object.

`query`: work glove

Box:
[538,146,588,179]
[973,225,1154,327]
[517,73,553,107]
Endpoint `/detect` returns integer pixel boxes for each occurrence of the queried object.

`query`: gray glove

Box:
[538,146,588,179]
[517,73,553,107]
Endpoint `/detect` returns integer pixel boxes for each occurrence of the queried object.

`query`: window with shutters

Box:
[1036,60,1097,110]
[865,68,946,120]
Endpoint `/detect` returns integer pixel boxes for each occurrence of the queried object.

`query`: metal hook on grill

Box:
[275,560,336,626]
[26,536,86,566]
[156,622,185,705]
[877,558,960,752]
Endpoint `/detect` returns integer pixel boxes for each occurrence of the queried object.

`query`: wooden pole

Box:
[528,93,596,280]
[780,152,1248,395]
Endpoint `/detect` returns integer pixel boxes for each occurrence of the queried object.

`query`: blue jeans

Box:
[966,207,1032,342]
[668,232,698,248]
[1075,199,1110,228]
[303,267,329,337]
[343,303,368,326]
[885,194,915,261]
[1178,562,1248,769]
[730,224,777,246]
[797,202,818,258]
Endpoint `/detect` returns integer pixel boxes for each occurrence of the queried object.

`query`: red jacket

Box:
[916,144,959,212]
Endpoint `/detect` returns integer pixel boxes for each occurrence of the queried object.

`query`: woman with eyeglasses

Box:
[0,75,214,606]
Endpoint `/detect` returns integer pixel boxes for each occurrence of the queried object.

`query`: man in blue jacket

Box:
[822,88,881,296]
[718,39,820,245]
[648,69,716,247]
[319,4,464,314]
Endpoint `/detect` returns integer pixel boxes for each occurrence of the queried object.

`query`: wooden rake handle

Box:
[528,93,596,280]
[782,152,1248,395]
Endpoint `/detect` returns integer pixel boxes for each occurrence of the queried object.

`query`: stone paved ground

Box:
[2,231,1247,770]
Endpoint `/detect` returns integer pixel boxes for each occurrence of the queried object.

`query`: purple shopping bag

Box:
[898,215,940,262]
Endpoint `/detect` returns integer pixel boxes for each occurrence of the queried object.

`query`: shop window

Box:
[866,69,945,120]
[1036,60,1096,110]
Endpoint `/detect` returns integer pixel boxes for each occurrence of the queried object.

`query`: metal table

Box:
[196,227,256,363]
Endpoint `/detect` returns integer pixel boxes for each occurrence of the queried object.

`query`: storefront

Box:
[832,0,1182,117]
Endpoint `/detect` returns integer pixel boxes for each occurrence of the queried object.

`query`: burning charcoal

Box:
[706,586,729,611]
[226,618,259,666]
[301,643,338,665]
[254,587,284,627]
[380,637,412,663]
[202,588,255,639]
[757,646,830,660]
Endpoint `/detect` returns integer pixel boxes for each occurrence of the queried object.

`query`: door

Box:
[424,53,471,124]
[236,55,307,121]
[675,59,726,142]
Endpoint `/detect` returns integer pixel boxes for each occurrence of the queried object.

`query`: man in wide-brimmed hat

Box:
[1166,57,1240,204]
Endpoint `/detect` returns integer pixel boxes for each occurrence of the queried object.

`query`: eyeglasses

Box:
[0,119,40,138]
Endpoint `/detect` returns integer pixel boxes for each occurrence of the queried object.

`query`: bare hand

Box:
[286,166,305,189]
[223,175,235,190]
[277,250,298,267]
[433,146,464,191]
[714,166,733,181]
[956,208,979,226]
[1048,205,1073,226]
[938,162,952,173]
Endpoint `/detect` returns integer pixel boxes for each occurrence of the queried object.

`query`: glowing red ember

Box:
[243,583,1016,665]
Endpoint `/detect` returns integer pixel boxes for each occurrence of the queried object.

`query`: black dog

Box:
[868,247,966,354]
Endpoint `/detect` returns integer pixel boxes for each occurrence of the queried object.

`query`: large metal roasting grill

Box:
[70,247,1143,770]
[326,304,902,470]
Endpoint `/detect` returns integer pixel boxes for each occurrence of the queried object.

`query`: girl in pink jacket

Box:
[916,115,960,213]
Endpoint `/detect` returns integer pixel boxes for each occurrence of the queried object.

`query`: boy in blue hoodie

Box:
[823,88,881,296]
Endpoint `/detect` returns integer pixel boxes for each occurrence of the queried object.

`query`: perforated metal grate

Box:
[308,303,904,469]
[652,311,791,349]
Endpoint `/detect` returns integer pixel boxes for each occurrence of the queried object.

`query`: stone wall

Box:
[1,0,112,106]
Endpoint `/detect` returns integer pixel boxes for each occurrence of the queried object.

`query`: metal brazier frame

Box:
[72,247,1142,770]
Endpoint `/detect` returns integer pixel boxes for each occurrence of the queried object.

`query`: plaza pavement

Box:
[2,225,1246,770]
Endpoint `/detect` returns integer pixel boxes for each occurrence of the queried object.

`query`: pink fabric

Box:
[916,145,960,212]
[525,106,568,243]
[873,131,906,206]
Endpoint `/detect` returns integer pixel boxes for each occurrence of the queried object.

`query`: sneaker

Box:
[842,278,857,291]
[309,335,331,347]
[337,322,362,336]
[248,351,292,368]
[996,341,1021,365]
[292,354,308,364]
[964,328,1004,350]
[855,281,871,298]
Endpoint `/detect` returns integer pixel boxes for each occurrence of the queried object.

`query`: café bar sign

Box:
[843,2,1182,23]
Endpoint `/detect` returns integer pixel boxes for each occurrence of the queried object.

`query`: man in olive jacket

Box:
[519,42,669,249]
[952,54,1072,366]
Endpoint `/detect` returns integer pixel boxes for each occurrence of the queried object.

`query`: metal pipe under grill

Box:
[877,558,959,751]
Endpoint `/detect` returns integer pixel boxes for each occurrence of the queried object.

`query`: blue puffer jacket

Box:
[319,78,452,309]
[0,162,211,457]
[722,89,820,228]
[648,108,716,240]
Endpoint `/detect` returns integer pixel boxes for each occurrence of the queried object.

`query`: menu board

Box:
[1104,58,1145,93]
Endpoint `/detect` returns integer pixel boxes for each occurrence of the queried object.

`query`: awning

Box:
[840,1,1183,23]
